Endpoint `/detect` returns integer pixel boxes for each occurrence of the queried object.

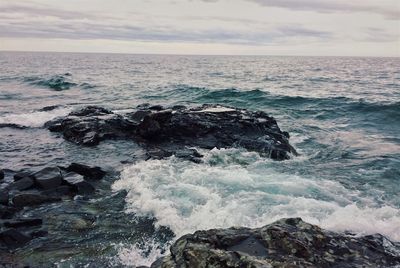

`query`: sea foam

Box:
[113,148,400,266]
[0,107,72,128]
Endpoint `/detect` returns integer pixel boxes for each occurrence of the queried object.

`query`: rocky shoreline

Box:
[150,218,400,268]
[1,104,399,267]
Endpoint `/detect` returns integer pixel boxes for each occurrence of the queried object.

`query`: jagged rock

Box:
[152,218,400,268]
[0,190,9,206]
[46,104,297,160]
[62,172,95,195]
[0,229,31,248]
[9,177,34,191]
[33,167,62,190]
[45,106,136,146]
[4,218,42,228]
[66,163,106,180]
[12,193,61,207]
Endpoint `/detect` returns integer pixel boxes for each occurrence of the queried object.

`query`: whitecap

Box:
[0,107,72,128]
[112,148,400,266]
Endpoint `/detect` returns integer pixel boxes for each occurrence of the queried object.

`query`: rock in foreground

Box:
[45,104,297,160]
[151,218,400,268]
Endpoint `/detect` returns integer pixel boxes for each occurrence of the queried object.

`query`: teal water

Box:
[0,52,399,266]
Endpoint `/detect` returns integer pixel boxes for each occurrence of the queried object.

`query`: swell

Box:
[0,73,96,91]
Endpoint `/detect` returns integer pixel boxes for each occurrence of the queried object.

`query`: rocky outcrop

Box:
[151,218,400,268]
[0,163,106,250]
[45,104,297,160]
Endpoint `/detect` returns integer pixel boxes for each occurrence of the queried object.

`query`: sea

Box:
[0,52,399,267]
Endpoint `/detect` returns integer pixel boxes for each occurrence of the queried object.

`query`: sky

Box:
[0,0,399,56]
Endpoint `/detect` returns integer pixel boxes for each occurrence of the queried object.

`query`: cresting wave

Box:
[0,107,72,128]
[113,148,400,266]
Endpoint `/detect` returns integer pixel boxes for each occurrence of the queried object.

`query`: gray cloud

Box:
[0,3,331,45]
[200,0,400,19]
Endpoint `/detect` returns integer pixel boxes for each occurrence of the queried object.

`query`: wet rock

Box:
[0,229,31,248]
[66,163,106,180]
[4,218,42,228]
[46,104,297,160]
[29,230,48,238]
[0,190,9,205]
[62,172,95,195]
[0,169,4,181]
[0,205,18,219]
[33,167,62,190]
[14,171,34,181]
[12,193,61,207]
[9,177,34,191]
[41,185,74,197]
[45,106,136,146]
[152,218,400,268]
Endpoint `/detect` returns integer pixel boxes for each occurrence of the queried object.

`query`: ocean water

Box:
[0,52,399,267]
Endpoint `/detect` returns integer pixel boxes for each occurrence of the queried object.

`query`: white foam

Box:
[116,240,166,267]
[113,148,400,266]
[197,107,236,113]
[0,107,72,128]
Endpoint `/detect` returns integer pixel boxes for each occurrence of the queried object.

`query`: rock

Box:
[62,172,95,195]
[33,167,62,189]
[0,169,4,180]
[45,104,297,160]
[0,205,19,219]
[14,171,34,181]
[0,190,9,206]
[29,230,48,238]
[12,193,61,207]
[41,185,74,197]
[0,229,31,248]
[9,177,34,191]
[4,218,42,228]
[151,218,400,268]
[45,105,136,146]
[66,163,106,180]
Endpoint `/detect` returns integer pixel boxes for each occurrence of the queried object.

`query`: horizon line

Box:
[0,49,399,58]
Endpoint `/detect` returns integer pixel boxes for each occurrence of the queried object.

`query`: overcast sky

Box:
[0,0,399,56]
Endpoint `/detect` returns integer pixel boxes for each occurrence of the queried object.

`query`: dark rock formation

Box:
[9,177,34,191]
[65,163,106,180]
[0,229,31,248]
[46,104,297,160]
[4,218,42,228]
[0,190,9,206]
[151,218,400,268]
[12,193,61,207]
[33,167,63,190]
[0,205,19,219]
[62,172,95,195]
[14,171,34,181]
[0,169,4,181]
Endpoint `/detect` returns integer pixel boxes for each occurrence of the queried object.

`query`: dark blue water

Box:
[0,52,399,266]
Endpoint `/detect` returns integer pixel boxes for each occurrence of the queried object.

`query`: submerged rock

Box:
[4,218,42,228]
[12,193,61,207]
[0,229,31,249]
[152,218,400,268]
[9,177,34,191]
[62,172,95,195]
[46,104,297,160]
[65,163,106,180]
[33,167,62,190]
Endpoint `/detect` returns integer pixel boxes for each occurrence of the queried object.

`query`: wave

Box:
[24,74,77,91]
[113,148,400,266]
[0,107,72,128]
